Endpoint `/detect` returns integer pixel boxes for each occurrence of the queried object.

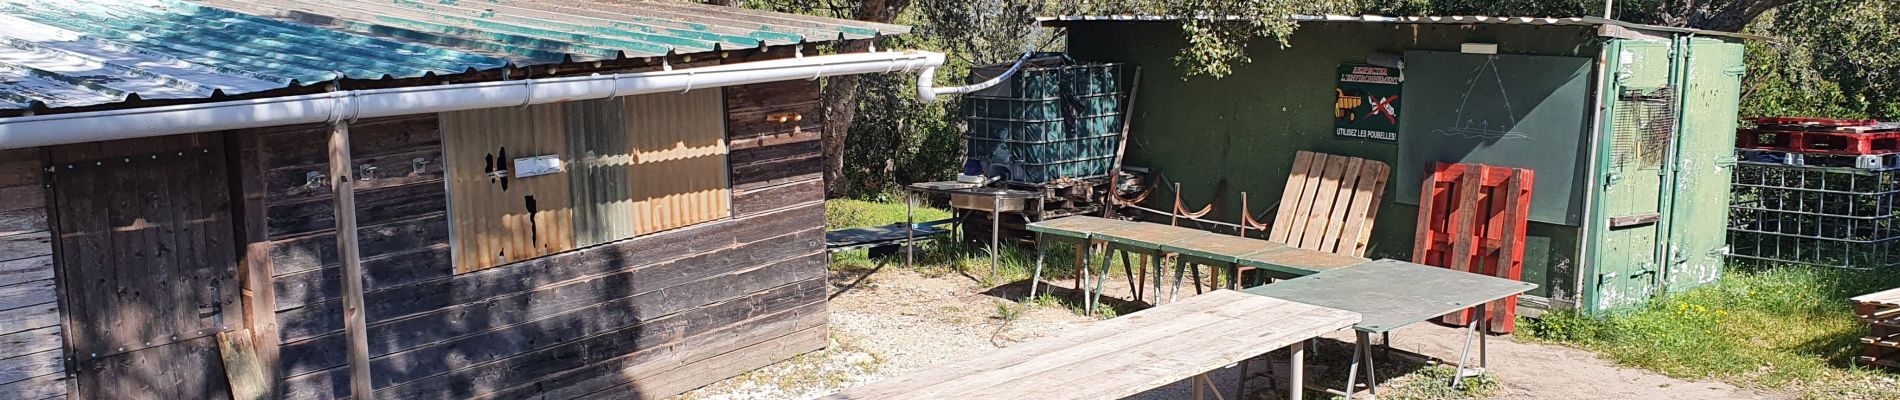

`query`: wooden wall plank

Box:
[495,297,827,400]
[72,336,229,399]
[258,116,441,170]
[0,326,62,358]
[0,149,44,189]
[275,225,819,354]
[0,349,61,386]
[354,274,823,400]
[0,280,55,312]
[0,371,66,399]
[732,178,822,217]
[269,214,451,277]
[0,208,45,239]
[592,325,827,400]
[0,232,51,261]
[0,304,58,337]
[0,256,52,288]
[272,245,451,311]
[0,185,44,214]
[266,183,448,239]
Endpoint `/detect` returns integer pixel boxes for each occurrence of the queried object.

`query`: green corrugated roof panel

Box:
[0,0,909,109]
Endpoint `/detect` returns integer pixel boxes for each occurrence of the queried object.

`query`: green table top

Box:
[1240,259,1537,333]
[1025,216,1139,239]
[1094,223,1214,248]
[1161,234,1287,264]
[1238,248,1369,277]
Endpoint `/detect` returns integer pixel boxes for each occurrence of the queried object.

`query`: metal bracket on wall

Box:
[304,171,326,191]
[412,158,429,175]
[359,164,378,181]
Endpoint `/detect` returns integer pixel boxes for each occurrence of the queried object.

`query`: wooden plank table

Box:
[1242,259,1536,396]
[822,291,1359,400]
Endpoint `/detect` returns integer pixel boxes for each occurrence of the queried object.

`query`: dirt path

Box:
[679,268,1792,400]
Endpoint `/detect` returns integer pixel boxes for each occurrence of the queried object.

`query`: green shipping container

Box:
[1054,16,1752,313]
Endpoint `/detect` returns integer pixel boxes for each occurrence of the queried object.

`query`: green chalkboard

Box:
[1396,51,1593,226]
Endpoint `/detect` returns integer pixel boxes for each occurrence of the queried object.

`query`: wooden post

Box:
[328,120,374,398]
[229,132,280,398]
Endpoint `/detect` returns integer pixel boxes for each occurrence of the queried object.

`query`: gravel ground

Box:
[678,264,1792,400]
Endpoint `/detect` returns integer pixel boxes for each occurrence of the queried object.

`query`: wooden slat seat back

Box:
[1267,151,1390,258]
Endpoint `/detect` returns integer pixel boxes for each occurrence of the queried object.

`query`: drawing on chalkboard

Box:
[1434,57,1530,140]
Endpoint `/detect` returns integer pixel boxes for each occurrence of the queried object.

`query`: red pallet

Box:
[1738,129,1900,156]
[1413,163,1534,333]
[1747,116,1881,128]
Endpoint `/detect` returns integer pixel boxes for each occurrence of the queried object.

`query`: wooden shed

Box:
[0,1,919,399]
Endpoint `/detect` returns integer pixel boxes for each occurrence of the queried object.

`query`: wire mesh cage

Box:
[1612,87,1678,170]
[963,54,1126,184]
[1728,162,1900,270]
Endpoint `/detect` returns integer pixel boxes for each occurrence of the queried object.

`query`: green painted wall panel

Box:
[1396,51,1595,226]
[1064,22,1602,301]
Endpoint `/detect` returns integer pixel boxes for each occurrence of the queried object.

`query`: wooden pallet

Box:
[1855,288,1900,369]
[1412,162,1534,333]
[1266,151,1390,258]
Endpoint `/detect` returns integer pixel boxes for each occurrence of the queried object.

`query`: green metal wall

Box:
[1066,22,1747,312]
[1064,22,1602,305]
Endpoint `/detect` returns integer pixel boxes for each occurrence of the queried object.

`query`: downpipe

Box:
[916,51,1036,103]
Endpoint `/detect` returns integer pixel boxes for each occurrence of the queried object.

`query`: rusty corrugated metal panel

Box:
[565,97,637,248]
[442,103,576,273]
[625,89,730,234]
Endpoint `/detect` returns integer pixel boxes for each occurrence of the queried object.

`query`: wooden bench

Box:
[822,290,1359,400]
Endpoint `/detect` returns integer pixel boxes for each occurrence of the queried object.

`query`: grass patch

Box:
[1522,265,1900,399]
[825,198,953,230]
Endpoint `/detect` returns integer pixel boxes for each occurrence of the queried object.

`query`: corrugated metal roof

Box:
[1040,14,1765,41]
[0,0,908,109]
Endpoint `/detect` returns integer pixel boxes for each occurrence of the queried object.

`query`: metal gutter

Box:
[0,50,950,150]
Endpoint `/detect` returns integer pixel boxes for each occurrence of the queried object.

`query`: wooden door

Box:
[49,134,240,399]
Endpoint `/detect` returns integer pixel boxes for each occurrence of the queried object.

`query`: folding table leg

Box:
[1360,331,1379,397]
[1479,303,1490,369]
[1091,243,1113,315]
[1169,259,1186,303]
[1288,340,1305,400]
[1453,304,1482,388]
[1120,250,1139,302]
[1150,252,1164,305]
[1030,233,1046,299]
[1344,333,1363,398]
[1190,263,1205,295]
[1079,244,1093,313]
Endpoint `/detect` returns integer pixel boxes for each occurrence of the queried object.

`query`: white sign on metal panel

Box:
[513,155,564,178]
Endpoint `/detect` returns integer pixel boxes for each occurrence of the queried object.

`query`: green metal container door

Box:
[1664,39,1745,290]
[1588,40,1674,312]
[1586,37,1744,312]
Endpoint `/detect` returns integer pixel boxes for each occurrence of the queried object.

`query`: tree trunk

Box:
[820,0,909,198]
[821,40,870,198]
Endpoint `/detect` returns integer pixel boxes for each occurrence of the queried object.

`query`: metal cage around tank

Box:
[962,54,1127,185]
[1728,162,1900,270]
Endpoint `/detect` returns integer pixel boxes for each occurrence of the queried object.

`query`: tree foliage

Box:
[719,0,1898,198]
